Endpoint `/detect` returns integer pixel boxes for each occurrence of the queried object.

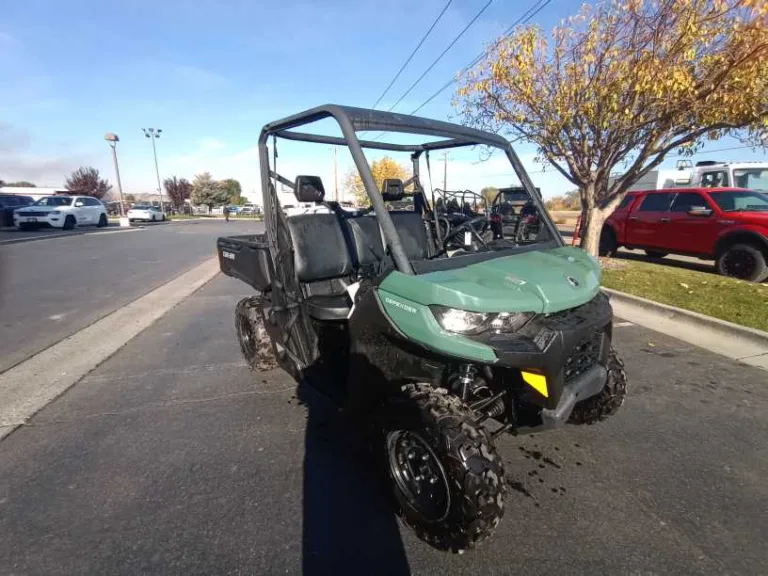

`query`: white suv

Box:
[13,195,109,231]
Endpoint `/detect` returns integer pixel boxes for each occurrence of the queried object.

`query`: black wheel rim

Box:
[387,430,450,522]
[724,249,756,279]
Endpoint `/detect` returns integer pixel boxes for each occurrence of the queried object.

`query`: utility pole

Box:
[443,151,449,190]
[142,128,164,216]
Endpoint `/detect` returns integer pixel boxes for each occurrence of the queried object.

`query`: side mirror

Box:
[74,201,84,207]
[687,206,712,217]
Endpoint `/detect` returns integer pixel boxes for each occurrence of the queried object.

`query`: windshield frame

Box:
[258,105,561,275]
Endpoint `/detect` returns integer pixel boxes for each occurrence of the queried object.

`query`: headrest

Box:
[294,175,325,203]
[381,179,404,201]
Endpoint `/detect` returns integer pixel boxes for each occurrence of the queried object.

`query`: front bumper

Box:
[540,363,606,428]
[14,214,62,228]
[469,292,613,411]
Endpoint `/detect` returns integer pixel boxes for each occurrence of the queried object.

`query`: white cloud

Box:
[0,124,95,186]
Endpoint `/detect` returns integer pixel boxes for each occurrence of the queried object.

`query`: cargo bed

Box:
[217,234,273,291]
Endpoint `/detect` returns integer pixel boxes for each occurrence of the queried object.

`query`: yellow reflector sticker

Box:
[521,371,548,398]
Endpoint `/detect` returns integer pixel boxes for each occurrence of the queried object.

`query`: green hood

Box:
[379,246,601,315]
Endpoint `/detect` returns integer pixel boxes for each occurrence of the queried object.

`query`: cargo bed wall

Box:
[217,235,274,291]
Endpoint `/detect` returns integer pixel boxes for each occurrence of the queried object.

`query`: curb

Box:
[603,287,768,370]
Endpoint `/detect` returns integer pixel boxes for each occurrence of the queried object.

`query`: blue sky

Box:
[2,0,766,201]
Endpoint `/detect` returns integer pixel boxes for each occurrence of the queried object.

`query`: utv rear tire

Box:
[380,384,505,552]
[716,243,768,283]
[569,347,627,425]
[235,296,278,371]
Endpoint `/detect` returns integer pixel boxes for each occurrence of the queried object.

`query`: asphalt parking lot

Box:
[0,223,126,245]
[1,269,766,574]
[0,219,258,373]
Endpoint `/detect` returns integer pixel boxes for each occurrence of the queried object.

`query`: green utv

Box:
[217,105,627,551]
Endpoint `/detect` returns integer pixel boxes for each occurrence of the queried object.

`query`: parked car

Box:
[0,194,34,227]
[14,195,108,230]
[574,187,768,282]
[127,205,165,222]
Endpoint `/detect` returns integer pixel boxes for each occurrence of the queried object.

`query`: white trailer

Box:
[611,160,768,192]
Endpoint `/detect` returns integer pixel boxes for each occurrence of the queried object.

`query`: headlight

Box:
[431,306,490,335]
[50,210,60,215]
[432,306,534,335]
[490,312,534,333]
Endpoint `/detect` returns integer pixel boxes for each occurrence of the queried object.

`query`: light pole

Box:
[104,132,126,218]
[142,127,164,216]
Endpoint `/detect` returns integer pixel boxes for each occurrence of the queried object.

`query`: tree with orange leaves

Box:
[457,0,768,255]
[345,156,410,207]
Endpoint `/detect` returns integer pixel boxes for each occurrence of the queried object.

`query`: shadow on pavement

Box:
[297,375,410,576]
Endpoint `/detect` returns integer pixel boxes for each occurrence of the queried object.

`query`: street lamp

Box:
[104,132,126,219]
[142,127,164,216]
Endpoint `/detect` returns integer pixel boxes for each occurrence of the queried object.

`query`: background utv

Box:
[218,105,628,551]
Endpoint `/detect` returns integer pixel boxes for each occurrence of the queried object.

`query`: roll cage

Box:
[258,104,560,275]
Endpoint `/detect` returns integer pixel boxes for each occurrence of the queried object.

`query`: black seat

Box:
[389,211,431,260]
[287,213,352,321]
[286,176,354,321]
[345,215,385,273]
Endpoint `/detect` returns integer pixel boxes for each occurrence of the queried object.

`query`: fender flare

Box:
[714,230,768,258]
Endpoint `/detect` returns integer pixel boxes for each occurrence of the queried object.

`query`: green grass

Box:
[601,259,768,332]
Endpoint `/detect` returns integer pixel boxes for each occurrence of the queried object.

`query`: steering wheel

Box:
[437,215,491,256]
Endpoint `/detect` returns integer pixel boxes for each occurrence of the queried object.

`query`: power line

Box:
[371,0,453,110]
[385,0,495,113]
[410,0,551,115]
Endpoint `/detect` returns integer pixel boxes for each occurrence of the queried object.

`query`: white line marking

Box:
[0,227,139,244]
[89,228,140,236]
[0,258,220,440]
[614,321,634,328]
[0,233,72,243]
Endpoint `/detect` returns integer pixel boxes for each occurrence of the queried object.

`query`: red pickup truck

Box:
[574,187,768,282]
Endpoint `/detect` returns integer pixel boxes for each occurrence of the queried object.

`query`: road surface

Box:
[0,219,262,373]
[1,272,766,574]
